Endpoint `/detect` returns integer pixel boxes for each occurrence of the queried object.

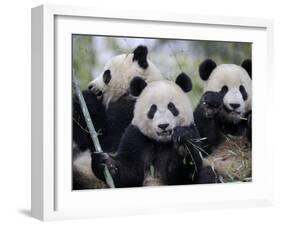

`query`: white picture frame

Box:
[31,4,274,221]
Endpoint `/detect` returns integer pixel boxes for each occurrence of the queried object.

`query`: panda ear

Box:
[133,45,148,69]
[130,76,147,97]
[241,59,252,79]
[199,59,217,81]
[175,72,192,93]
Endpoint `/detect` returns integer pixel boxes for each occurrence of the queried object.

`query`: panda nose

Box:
[88,84,93,90]
[158,123,169,130]
[230,103,240,109]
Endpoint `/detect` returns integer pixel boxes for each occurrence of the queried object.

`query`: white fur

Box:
[73,151,93,178]
[88,53,163,108]
[132,80,194,142]
[73,150,106,189]
[204,64,252,114]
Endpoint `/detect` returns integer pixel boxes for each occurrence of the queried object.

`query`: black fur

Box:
[241,59,252,78]
[239,85,248,100]
[194,91,252,184]
[147,104,157,119]
[103,69,111,84]
[92,124,202,187]
[133,45,149,69]
[103,95,136,152]
[194,91,251,155]
[72,90,135,190]
[203,91,224,109]
[199,59,217,81]
[168,102,179,116]
[73,91,136,190]
[195,60,252,184]
[175,72,192,92]
[72,90,107,152]
[246,111,252,142]
[196,166,218,183]
[73,91,136,154]
[130,76,147,97]
[194,92,223,154]
[220,85,228,95]
[194,91,251,184]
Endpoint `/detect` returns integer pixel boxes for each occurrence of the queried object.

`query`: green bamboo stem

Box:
[72,74,115,188]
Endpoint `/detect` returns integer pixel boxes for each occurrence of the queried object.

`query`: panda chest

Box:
[142,143,172,186]
[106,97,136,134]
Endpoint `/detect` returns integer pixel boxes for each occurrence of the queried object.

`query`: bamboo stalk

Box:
[72,74,115,188]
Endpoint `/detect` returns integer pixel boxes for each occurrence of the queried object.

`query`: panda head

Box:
[130,73,194,142]
[199,59,252,123]
[88,45,163,108]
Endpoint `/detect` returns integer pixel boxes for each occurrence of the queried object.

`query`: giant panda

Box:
[88,45,163,108]
[73,45,163,154]
[194,59,252,183]
[92,73,203,188]
[72,45,163,189]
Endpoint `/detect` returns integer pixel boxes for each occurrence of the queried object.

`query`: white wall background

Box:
[0,0,280,225]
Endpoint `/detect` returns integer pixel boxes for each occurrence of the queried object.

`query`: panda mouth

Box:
[91,88,103,98]
[157,130,172,136]
[96,91,103,97]
[223,106,241,115]
[220,106,245,124]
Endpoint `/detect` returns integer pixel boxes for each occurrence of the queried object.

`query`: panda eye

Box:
[103,70,111,84]
[239,85,248,100]
[168,102,179,116]
[147,104,157,119]
[220,85,228,95]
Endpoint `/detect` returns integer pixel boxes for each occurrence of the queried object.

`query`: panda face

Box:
[88,54,145,106]
[88,46,163,108]
[146,102,179,141]
[204,64,252,122]
[132,81,194,142]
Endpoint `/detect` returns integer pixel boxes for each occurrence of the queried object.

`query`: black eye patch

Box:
[103,70,111,84]
[168,102,179,116]
[220,85,228,95]
[239,85,248,100]
[147,104,157,119]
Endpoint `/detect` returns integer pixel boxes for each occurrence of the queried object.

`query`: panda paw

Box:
[246,111,252,141]
[200,91,224,118]
[173,125,198,142]
[91,152,118,180]
[172,126,196,148]
[247,111,252,128]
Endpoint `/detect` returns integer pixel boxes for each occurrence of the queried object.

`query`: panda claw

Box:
[202,91,223,109]
[91,152,109,165]
[173,126,195,146]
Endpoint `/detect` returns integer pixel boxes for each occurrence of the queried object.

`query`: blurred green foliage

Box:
[72,36,96,89]
[72,35,251,107]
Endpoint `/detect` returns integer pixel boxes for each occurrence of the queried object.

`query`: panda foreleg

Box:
[91,125,148,187]
[91,151,144,188]
[91,152,125,187]
[110,125,152,187]
[91,152,117,184]
[73,90,107,152]
[196,165,218,184]
[170,124,203,183]
[194,91,224,154]
[246,111,252,142]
